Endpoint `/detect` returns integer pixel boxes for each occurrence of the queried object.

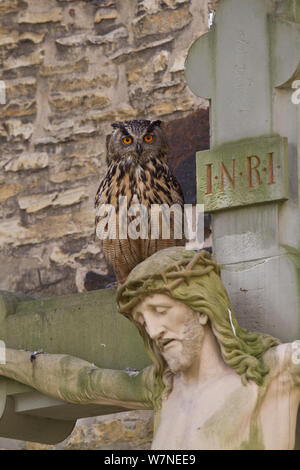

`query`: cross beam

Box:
[0,289,150,443]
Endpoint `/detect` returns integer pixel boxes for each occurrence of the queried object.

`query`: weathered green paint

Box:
[0,288,150,371]
[0,288,152,443]
[240,424,265,450]
[197,135,289,212]
[275,0,300,23]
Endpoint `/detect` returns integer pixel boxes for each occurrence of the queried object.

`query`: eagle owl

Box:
[95,119,185,282]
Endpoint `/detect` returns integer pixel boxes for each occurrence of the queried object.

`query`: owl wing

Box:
[95,165,143,281]
[142,166,186,259]
[167,171,185,207]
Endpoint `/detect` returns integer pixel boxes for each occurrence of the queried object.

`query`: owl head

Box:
[106,119,168,164]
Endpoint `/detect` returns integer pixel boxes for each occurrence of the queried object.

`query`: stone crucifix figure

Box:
[0,247,299,450]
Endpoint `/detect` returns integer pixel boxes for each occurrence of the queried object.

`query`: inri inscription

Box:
[197,135,289,212]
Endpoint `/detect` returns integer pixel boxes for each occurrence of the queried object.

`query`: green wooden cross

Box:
[0,290,150,443]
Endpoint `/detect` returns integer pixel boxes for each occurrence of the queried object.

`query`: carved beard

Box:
[161,313,204,375]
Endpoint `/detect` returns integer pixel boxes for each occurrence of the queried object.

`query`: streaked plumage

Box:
[95,119,185,282]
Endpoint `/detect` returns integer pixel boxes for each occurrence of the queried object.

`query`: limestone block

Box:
[102,0,115,5]
[127,63,169,87]
[138,0,189,14]
[49,93,110,112]
[18,193,57,214]
[170,55,186,72]
[87,26,129,45]
[4,120,34,141]
[148,96,194,116]
[96,0,115,5]
[0,219,32,247]
[149,83,186,101]
[161,0,190,8]
[0,0,23,14]
[137,0,161,15]
[39,267,70,287]
[19,32,46,44]
[50,244,101,268]
[0,30,18,47]
[132,5,192,38]
[0,184,22,204]
[152,51,169,73]
[0,100,36,119]
[127,68,145,85]
[50,246,75,266]
[72,207,95,235]
[80,106,136,125]
[53,187,88,208]
[3,52,43,71]
[94,8,118,23]
[111,36,174,61]
[0,30,43,49]
[56,28,129,48]
[18,187,88,213]
[49,74,117,93]
[55,34,88,47]
[49,163,98,184]
[20,410,153,450]
[4,153,48,172]
[0,125,7,140]
[17,9,63,24]
[6,78,36,99]
[0,208,94,247]
[39,58,88,77]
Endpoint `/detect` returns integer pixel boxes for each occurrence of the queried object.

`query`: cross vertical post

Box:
[185,0,300,341]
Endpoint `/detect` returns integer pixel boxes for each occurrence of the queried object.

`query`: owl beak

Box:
[136,143,142,155]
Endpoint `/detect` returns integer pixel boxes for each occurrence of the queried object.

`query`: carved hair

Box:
[117,247,281,410]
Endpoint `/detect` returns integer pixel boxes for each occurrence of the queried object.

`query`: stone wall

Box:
[0,0,216,451]
[0,411,154,450]
[0,0,210,298]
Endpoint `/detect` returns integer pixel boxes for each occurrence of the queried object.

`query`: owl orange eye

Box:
[122,136,132,145]
[144,134,153,143]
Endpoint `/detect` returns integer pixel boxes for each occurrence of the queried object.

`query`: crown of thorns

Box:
[117,247,220,316]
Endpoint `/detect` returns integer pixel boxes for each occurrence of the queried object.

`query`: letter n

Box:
[221,160,235,192]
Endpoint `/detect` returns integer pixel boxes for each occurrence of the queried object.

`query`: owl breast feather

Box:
[94,157,185,281]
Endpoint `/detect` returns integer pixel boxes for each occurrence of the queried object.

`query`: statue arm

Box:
[0,348,154,410]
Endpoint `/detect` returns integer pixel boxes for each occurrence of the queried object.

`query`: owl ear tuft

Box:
[147,120,162,133]
[111,122,121,130]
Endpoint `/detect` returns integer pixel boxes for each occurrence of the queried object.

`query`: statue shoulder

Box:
[262,342,300,388]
